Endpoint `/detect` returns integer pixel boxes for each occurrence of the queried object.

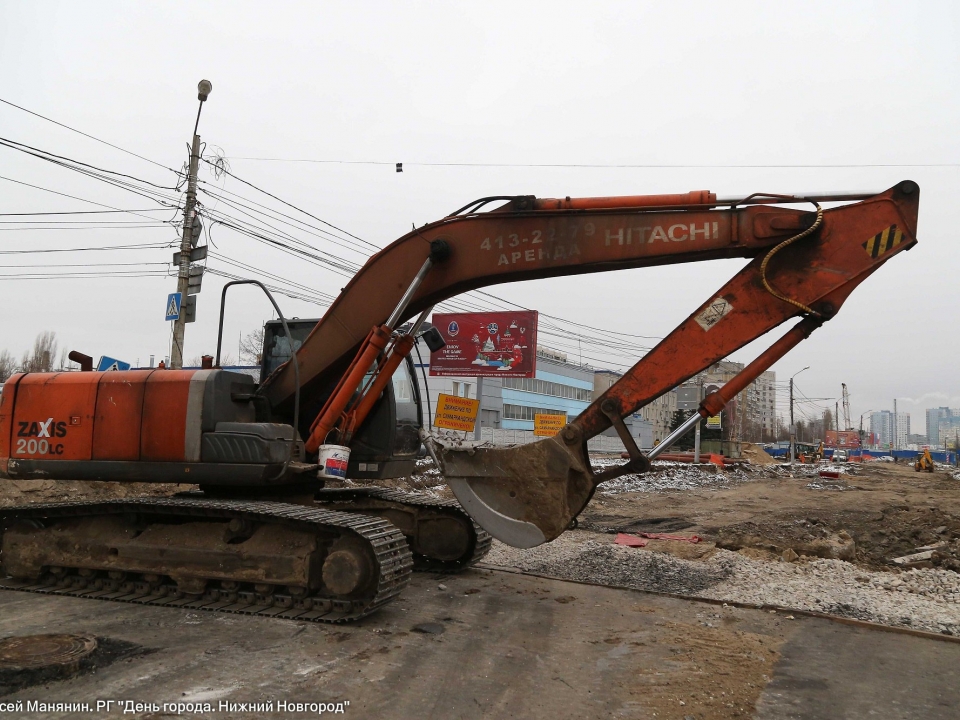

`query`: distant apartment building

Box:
[593,368,674,443]
[926,407,960,448]
[752,370,777,439]
[870,410,911,449]
[870,411,892,447]
[937,415,960,449]
[674,362,775,442]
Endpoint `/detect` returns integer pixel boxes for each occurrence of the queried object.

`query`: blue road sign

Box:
[97,356,131,372]
[165,292,182,321]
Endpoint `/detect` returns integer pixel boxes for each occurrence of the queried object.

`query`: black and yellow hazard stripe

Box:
[863,225,905,259]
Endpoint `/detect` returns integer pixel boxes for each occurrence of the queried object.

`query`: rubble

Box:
[595,459,749,495]
[485,538,960,636]
[719,530,856,561]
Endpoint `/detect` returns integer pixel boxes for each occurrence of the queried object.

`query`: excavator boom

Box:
[262,188,903,413]
[259,181,919,548]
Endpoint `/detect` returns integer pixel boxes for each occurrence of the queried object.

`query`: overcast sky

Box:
[1,1,957,434]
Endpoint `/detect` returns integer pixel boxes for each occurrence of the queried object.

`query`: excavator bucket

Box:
[435,434,597,547]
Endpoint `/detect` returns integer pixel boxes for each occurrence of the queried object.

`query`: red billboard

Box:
[429,311,538,378]
[825,430,861,449]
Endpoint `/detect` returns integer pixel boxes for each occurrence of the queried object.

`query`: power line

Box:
[0,261,169,269]
[0,209,172,216]
[0,241,173,255]
[199,192,367,262]
[0,225,171,232]
[0,138,184,209]
[0,270,169,280]
[193,153,673,358]
[0,96,174,172]
[228,156,960,169]
[198,158,378,250]
[198,186,372,257]
[0,175,179,222]
[0,137,180,193]
[0,219,173,224]
[0,131,673,364]
[207,251,337,304]
[207,218,358,277]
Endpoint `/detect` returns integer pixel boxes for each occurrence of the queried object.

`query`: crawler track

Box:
[0,497,412,623]
[314,487,492,572]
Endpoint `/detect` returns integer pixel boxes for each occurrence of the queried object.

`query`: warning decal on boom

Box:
[863,225,905,259]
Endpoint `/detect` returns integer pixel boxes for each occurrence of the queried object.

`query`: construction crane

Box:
[0,181,920,621]
[842,383,852,431]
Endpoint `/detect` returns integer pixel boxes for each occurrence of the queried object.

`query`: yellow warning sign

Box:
[434,393,480,432]
[863,225,905,259]
[705,414,722,430]
[534,413,566,437]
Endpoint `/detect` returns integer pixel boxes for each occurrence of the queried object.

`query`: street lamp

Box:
[789,366,809,463]
[170,79,213,369]
[194,79,212,135]
[859,410,874,456]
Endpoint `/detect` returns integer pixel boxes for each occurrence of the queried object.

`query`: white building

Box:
[870,410,910,449]
[751,370,777,439]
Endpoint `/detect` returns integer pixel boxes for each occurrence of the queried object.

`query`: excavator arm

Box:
[261,181,919,546]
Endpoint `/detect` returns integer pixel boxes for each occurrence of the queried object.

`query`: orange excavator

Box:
[0,181,919,621]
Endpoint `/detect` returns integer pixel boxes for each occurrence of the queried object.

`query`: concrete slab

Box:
[0,569,957,719]
[754,620,960,720]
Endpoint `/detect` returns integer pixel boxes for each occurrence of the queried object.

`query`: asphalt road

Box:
[1,569,958,720]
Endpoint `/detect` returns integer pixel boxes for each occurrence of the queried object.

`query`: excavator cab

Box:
[260,319,423,481]
[259,318,318,383]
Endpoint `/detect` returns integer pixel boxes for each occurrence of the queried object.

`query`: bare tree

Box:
[19,331,59,373]
[239,327,265,365]
[0,349,15,382]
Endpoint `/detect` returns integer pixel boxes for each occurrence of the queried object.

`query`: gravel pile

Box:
[704,553,960,634]
[485,538,960,635]
[487,538,729,594]
[592,458,856,495]
[596,461,746,494]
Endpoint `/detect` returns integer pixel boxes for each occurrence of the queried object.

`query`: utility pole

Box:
[474,376,484,441]
[788,366,809,463]
[693,379,703,463]
[789,377,794,463]
[171,80,212,369]
[893,398,898,452]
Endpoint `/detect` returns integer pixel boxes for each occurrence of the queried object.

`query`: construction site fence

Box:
[764,447,958,464]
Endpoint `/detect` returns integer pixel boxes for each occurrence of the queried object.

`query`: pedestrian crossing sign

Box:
[96,356,131,372]
[165,292,182,321]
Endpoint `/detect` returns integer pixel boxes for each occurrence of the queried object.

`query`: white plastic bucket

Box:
[318,444,351,480]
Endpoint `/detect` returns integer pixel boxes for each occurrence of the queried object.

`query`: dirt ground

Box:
[0,480,191,509]
[582,460,960,570]
[3,569,960,720]
[2,460,960,717]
